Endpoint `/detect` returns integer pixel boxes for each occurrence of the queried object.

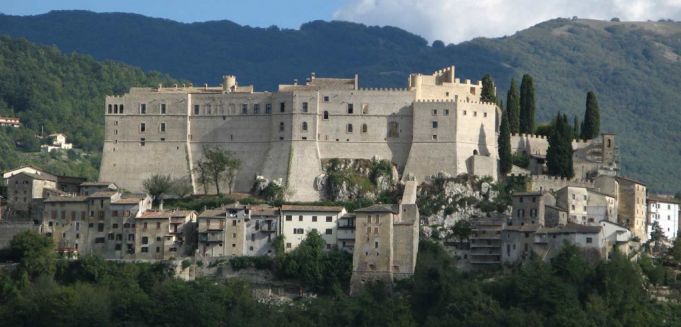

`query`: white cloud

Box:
[334,0,681,44]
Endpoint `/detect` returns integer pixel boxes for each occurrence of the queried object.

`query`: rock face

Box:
[316,158,400,202]
[417,173,507,240]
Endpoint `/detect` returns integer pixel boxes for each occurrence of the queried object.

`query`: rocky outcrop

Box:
[315,158,400,202]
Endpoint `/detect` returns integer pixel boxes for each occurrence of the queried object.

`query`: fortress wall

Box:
[403,101,458,182]
[286,141,324,201]
[454,101,498,175]
[101,92,190,192]
[511,134,596,156]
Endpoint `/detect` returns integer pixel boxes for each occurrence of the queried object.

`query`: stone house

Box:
[647,195,680,240]
[135,209,196,260]
[501,224,541,264]
[6,170,57,217]
[245,205,280,256]
[280,205,345,251]
[197,205,249,257]
[350,181,419,293]
[614,176,647,241]
[510,191,556,226]
[586,189,618,224]
[555,186,589,225]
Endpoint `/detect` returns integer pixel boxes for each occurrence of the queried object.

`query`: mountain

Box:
[0,35,177,179]
[0,11,680,192]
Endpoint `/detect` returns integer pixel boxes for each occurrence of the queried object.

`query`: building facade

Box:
[647,196,679,240]
[280,205,345,251]
[100,66,500,201]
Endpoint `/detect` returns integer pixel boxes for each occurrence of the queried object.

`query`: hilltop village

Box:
[0,65,677,293]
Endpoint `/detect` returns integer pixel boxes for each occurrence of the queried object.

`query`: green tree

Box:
[480,74,497,103]
[170,176,193,199]
[581,91,601,140]
[142,174,172,208]
[451,220,472,247]
[546,113,574,178]
[201,146,241,195]
[573,115,580,140]
[506,79,521,134]
[9,231,55,279]
[519,74,536,134]
[193,160,210,194]
[498,112,512,175]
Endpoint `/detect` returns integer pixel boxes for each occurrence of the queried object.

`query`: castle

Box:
[100,66,500,201]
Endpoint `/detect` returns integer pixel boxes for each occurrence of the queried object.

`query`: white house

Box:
[41,133,73,152]
[647,196,680,240]
[280,205,346,252]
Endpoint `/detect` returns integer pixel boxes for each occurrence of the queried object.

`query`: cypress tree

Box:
[519,74,535,134]
[506,79,520,134]
[498,112,512,175]
[573,115,580,140]
[581,91,600,140]
[480,74,496,103]
[546,113,574,178]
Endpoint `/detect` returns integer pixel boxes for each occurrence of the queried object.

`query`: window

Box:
[325,228,332,235]
[474,111,477,117]
[194,105,200,115]
[323,111,329,120]
[98,223,104,232]
[484,112,487,117]
[265,103,272,114]
[445,109,449,115]
[312,216,317,222]
[302,122,308,131]
[241,104,248,114]
[142,237,149,244]
[432,134,438,140]
[298,216,303,222]
[156,222,161,229]
[95,237,105,244]
[347,124,353,133]
[432,121,438,128]
[160,123,166,132]
[323,96,329,102]
[140,138,145,146]
[432,109,438,115]
[286,243,291,249]
[140,123,146,132]
[119,105,124,114]
[160,103,166,114]
[586,237,593,244]
[294,228,304,234]
[286,215,292,221]
[279,122,285,132]
[254,104,260,114]
[280,102,285,113]
[112,223,119,228]
[326,216,332,222]
[361,124,368,133]
[388,121,399,138]
[141,247,148,253]
[108,104,112,114]
[347,103,354,114]
[302,102,308,113]
[140,104,146,114]
[463,110,467,115]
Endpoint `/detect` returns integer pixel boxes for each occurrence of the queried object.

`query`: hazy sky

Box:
[3,0,681,43]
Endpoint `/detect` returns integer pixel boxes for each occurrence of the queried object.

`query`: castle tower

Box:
[601,133,616,166]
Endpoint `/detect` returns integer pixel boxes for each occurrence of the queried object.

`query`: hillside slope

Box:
[0,11,680,191]
[0,36,177,178]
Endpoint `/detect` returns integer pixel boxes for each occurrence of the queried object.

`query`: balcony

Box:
[260,222,277,233]
[199,231,224,243]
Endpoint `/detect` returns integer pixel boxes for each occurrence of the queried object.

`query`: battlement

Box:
[511,133,594,146]
[510,173,596,192]
[415,99,455,103]
[358,87,409,92]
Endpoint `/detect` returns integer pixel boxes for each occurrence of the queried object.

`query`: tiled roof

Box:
[44,196,88,203]
[354,204,399,214]
[249,205,279,217]
[81,181,117,187]
[615,176,646,186]
[281,204,345,213]
[88,191,118,198]
[138,210,195,219]
[15,171,57,182]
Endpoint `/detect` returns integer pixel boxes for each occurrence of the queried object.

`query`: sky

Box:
[2,0,681,44]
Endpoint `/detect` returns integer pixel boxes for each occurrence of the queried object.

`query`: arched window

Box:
[323,111,329,120]
[108,104,112,114]
[302,122,308,131]
[113,104,118,114]
[119,105,124,114]
[347,124,353,133]
[473,149,479,155]
[361,124,368,133]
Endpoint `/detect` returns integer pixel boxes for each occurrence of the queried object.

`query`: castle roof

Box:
[354,204,399,214]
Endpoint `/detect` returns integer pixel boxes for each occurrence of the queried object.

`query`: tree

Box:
[546,113,574,178]
[506,79,520,133]
[451,220,472,247]
[480,74,497,103]
[519,74,536,134]
[170,176,193,199]
[573,115,580,140]
[142,174,172,208]
[498,112,512,175]
[193,160,210,194]
[9,231,55,279]
[581,91,601,140]
[648,221,666,254]
[202,146,241,195]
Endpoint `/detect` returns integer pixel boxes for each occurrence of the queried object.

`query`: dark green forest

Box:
[0,11,679,191]
[1,231,681,326]
[0,36,176,179]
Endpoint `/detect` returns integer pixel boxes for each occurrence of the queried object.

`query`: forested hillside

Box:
[0,11,680,190]
[0,36,176,179]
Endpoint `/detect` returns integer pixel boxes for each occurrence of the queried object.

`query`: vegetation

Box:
[519,74,536,134]
[480,74,496,103]
[581,91,601,140]
[505,79,520,134]
[1,230,679,326]
[498,111,512,175]
[546,113,575,178]
[195,146,241,195]
[142,174,173,208]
